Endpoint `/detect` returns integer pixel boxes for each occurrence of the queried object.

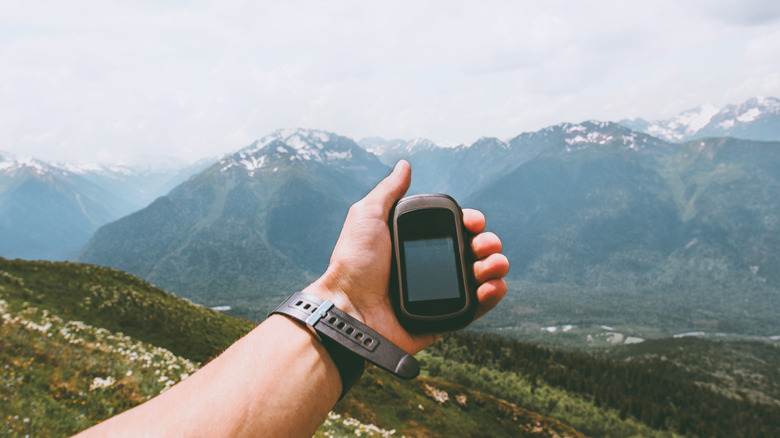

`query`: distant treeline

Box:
[426,333,780,438]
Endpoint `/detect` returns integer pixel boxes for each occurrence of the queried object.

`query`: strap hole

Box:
[364,338,373,346]
[303,303,312,310]
[337,322,345,329]
[355,333,363,340]
[295,300,303,306]
[345,327,354,335]
[328,317,337,324]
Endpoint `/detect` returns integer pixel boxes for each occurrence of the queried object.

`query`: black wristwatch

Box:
[270,292,420,399]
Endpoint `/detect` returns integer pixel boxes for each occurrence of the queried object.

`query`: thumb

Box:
[364,160,411,214]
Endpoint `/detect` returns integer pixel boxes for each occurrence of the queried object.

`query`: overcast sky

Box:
[2,0,780,164]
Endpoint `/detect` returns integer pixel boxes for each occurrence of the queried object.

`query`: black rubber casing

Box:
[389,194,477,333]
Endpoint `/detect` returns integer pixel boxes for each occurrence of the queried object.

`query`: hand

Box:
[303,160,509,354]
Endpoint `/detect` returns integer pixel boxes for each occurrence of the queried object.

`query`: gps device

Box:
[389,194,477,333]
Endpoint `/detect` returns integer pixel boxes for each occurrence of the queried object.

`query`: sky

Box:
[2,0,780,164]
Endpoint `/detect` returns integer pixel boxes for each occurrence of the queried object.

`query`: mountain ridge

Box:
[77,130,390,318]
[619,96,780,143]
[76,124,780,339]
[0,150,210,260]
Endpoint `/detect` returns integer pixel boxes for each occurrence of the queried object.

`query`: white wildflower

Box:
[89,376,116,391]
[423,383,449,405]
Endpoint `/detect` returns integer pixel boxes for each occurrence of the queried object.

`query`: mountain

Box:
[77,129,390,319]
[76,120,780,338]
[0,151,207,261]
[359,136,445,165]
[619,96,780,142]
[466,132,780,337]
[361,122,779,339]
[363,122,667,201]
[0,152,119,260]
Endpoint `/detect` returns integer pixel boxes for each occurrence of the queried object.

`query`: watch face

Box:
[397,207,468,318]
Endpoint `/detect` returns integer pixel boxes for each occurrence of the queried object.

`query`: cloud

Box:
[0,1,779,162]
[688,0,780,26]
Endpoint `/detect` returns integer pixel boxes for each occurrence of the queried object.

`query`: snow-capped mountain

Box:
[77,123,780,335]
[0,150,207,261]
[619,96,780,142]
[358,137,447,166]
[513,121,666,155]
[1,150,75,178]
[217,128,387,181]
[78,129,391,314]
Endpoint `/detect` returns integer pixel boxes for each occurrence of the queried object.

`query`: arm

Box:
[78,160,509,437]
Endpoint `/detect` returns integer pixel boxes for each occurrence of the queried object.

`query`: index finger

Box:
[463,208,485,234]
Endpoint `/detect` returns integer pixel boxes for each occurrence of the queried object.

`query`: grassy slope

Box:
[0,258,255,363]
[1,258,586,437]
[333,369,585,438]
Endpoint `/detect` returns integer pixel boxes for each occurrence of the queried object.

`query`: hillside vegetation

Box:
[4,258,778,437]
[2,258,587,437]
[423,333,780,437]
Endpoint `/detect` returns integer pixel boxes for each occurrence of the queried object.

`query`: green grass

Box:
[1,258,589,437]
[0,258,255,363]
[331,368,586,438]
[415,350,672,438]
[1,300,198,436]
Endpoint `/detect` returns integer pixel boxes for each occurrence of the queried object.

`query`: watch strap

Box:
[270,292,420,396]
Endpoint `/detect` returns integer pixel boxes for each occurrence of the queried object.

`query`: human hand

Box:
[303,160,509,354]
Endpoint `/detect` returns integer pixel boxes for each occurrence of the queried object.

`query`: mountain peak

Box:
[0,150,62,177]
[643,104,720,141]
[256,128,333,152]
[217,128,379,177]
[359,137,443,160]
[469,136,509,150]
[618,96,780,142]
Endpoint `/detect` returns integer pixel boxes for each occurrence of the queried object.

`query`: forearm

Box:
[79,315,342,437]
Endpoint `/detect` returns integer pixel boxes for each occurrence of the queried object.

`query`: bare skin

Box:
[78,160,509,437]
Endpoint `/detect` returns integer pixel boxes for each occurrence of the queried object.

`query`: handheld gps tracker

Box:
[389,194,477,333]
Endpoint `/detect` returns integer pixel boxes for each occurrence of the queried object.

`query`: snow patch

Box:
[286,135,309,150]
[718,119,735,129]
[565,131,614,146]
[677,103,720,133]
[673,331,706,338]
[313,131,330,143]
[737,108,761,123]
[325,150,351,160]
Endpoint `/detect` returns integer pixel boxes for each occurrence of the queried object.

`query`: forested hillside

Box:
[423,333,780,437]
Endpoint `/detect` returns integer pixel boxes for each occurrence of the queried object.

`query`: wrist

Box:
[269,291,420,399]
[302,271,366,325]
